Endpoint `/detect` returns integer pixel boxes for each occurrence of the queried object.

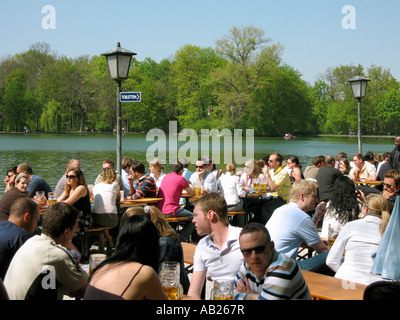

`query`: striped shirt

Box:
[234,250,311,300]
[130,173,157,199]
[269,165,291,202]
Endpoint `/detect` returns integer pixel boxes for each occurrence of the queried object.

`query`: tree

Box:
[2,69,29,132]
[172,45,225,129]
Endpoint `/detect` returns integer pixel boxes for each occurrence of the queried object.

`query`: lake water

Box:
[0,133,394,196]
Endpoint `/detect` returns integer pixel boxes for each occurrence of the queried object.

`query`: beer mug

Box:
[211,279,234,300]
[159,261,181,300]
[328,224,339,248]
[48,192,57,206]
[89,253,106,276]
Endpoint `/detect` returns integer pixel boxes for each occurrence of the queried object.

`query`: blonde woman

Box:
[326,194,390,285]
[121,206,190,294]
[92,167,121,253]
[149,158,166,190]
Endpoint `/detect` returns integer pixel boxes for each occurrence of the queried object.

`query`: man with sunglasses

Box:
[381,169,400,213]
[234,223,311,300]
[189,158,218,195]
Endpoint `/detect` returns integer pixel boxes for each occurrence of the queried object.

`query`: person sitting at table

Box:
[4,202,88,300]
[234,223,311,300]
[121,205,190,294]
[3,166,17,194]
[217,163,246,226]
[0,198,39,280]
[320,175,361,239]
[326,194,390,285]
[121,157,134,197]
[94,159,123,191]
[57,167,93,236]
[380,169,400,214]
[16,163,52,198]
[128,161,157,199]
[0,173,30,222]
[266,179,332,275]
[286,156,304,183]
[157,161,195,242]
[187,193,244,299]
[84,215,168,300]
[260,153,290,224]
[316,155,343,202]
[350,153,381,197]
[337,157,352,177]
[92,167,121,254]
[149,158,166,191]
[55,159,80,198]
[303,156,325,181]
[189,158,218,195]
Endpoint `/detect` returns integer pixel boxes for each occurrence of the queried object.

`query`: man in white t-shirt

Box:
[187,193,243,299]
[266,180,332,275]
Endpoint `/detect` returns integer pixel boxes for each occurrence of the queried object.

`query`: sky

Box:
[0,0,399,84]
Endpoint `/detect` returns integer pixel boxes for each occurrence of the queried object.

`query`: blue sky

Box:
[0,0,399,84]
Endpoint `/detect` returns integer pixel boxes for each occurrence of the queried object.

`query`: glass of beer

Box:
[253,179,260,192]
[48,192,57,206]
[212,279,234,300]
[88,184,94,201]
[328,224,339,248]
[194,181,201,196]
[89,253,106,276]
[159,261,180,300]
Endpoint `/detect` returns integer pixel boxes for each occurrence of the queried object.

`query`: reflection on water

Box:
[0,134,394,196]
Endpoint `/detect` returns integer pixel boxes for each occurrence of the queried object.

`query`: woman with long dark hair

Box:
[122,205,190,294]
[84,215,168,300]
[57,167,92,235]
[320,175,361,238]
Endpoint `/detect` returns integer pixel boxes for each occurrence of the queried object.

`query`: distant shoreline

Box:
[0,132,396,139]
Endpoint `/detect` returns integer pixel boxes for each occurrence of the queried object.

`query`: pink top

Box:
[157,172,189,214]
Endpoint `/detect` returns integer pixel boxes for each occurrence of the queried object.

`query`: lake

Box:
[0,133,395,196]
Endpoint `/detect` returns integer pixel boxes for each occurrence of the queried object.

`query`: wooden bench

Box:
[227,211,245,216]
[302,270,367,300]
[81,226,113,261]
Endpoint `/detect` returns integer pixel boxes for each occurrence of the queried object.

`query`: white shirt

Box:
[189,170,218,194]
[193,225,244,281]
[266,202,321,260]
[326,215,383,285]
[92,181,119,214]
[150,172,166,190]
[217,172,246,205]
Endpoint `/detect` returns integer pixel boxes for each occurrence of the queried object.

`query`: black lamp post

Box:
[348,74,370,154]
[101,42,136,173]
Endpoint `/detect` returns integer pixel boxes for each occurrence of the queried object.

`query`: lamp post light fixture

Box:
[348,74,370,154]
[101,42,136,174]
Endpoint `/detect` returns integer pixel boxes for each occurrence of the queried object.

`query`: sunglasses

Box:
[382,183,394,189]
[240,244,267,257]
[66,175,77,179]
[196,165,204,169]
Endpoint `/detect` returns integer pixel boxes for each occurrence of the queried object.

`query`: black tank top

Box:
[84,264,144,300]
